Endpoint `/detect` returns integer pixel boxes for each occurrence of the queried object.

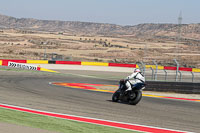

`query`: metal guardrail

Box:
[146,81,200,94]
[139,60,200,83]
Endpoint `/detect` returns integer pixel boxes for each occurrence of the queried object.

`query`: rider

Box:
[124,68,145,92]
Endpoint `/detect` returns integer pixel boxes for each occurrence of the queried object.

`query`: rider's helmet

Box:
[134,68,141,73]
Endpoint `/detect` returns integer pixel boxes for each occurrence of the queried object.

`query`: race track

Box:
[0,69,200,132]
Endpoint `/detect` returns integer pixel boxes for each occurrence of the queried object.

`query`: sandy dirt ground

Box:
[1,29,200,68]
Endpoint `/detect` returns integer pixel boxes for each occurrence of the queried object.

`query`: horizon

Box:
[1,13,199,27]
[0,0,199,26]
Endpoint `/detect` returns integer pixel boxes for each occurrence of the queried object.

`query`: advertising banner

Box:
[8,61,38,70]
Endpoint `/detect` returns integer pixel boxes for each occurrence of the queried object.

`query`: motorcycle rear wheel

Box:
[129,91,142,105]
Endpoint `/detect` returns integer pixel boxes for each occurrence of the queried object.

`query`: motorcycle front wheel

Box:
[128,90,142,105]
[112,91,120,102]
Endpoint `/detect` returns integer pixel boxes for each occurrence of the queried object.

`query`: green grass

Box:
[0,108,140,133]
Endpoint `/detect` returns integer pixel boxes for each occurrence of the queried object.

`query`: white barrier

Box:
[8,61,38,71]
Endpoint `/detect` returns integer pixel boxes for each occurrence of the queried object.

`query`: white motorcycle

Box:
[112,79,146,105]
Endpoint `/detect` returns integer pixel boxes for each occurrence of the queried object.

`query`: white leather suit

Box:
[125,69,145,91]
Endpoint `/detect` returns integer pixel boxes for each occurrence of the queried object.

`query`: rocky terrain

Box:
[0,14,200,67]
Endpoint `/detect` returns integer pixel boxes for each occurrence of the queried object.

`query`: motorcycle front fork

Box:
[119,83,123,89]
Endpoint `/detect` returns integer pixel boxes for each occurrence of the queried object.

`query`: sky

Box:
[0,0,199,25]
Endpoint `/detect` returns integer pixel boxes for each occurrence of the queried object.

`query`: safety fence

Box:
[1,59,200,71]
[1,59,200,82]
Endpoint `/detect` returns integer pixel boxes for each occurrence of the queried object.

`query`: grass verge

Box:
[0,108,140,133]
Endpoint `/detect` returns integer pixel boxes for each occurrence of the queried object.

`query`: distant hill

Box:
[0,14,200,40]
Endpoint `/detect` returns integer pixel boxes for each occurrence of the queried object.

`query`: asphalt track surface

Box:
[0,69,200,132]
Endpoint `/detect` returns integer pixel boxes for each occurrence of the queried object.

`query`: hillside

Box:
[0,14,200,41]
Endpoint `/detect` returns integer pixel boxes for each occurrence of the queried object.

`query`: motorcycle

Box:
[112,79,146,105]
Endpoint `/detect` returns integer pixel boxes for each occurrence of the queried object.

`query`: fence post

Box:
[150,67,154,80]
[153,60,158,81]
[140,61,146,77]
[173,59,179,81]
[191,72,194,82]
[178,71,182,81]
[164,69,168,81]
[136,61,145,77]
